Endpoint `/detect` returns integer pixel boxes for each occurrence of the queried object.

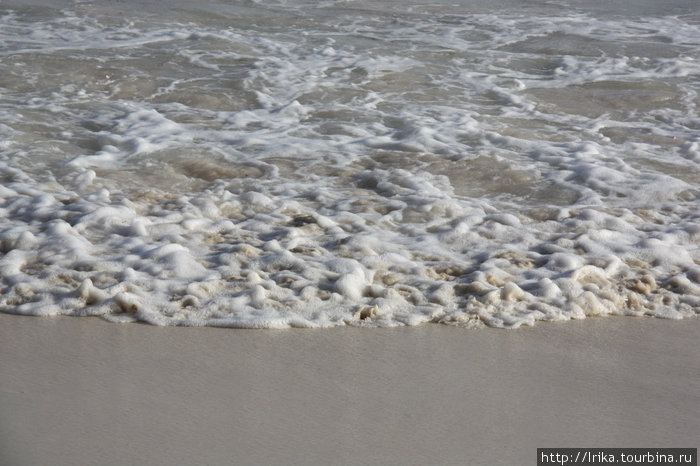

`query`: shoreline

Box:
[1,313,699,465]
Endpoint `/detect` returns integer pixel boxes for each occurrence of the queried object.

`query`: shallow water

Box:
[1,0,698,327]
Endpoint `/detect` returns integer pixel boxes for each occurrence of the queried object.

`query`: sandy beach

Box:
[1,314,698,465]
[1,1,699,464]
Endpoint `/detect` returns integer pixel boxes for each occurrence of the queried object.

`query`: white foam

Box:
[0,1,698,328]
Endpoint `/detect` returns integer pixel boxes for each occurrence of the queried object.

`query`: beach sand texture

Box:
[1,313,698,465]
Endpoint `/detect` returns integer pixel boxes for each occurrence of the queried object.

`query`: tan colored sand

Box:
[1,314,698,466]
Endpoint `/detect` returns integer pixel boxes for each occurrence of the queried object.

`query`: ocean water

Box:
[0,0,698,328]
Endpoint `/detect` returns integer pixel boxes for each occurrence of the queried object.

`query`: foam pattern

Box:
[0,1,698,327]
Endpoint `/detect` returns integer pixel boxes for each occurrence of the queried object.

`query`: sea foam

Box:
[0,0,698,328]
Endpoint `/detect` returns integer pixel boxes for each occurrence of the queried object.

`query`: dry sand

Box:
[1,313,698,466]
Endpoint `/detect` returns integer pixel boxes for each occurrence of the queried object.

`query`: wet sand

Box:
[1,313,698,465]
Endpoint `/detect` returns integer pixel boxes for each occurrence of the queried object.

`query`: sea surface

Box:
[0,0,698,328]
